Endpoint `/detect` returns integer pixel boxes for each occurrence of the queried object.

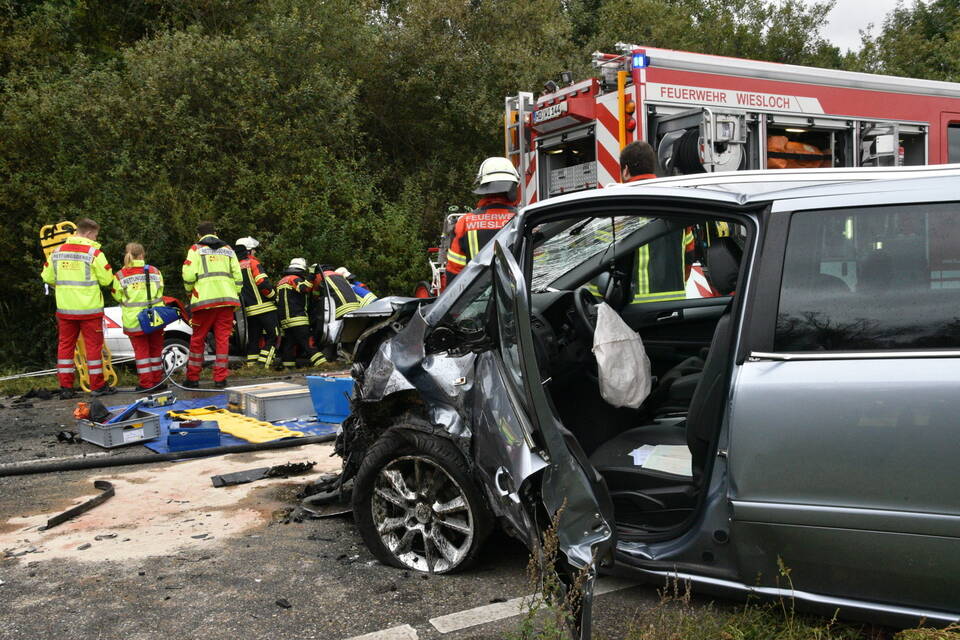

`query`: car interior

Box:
[520,212,749,539]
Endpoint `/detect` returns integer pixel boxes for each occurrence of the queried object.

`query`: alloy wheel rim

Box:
[162,345,188,373]
[371,455,474,573]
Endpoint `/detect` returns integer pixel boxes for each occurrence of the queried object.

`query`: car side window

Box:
[775,203,960,351]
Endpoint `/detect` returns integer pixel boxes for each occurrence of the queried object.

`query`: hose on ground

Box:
[0,434,336,478]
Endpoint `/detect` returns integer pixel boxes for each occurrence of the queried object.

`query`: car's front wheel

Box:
[353,427,492,574]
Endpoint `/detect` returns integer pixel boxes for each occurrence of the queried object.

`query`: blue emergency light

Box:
[632,53,650,69]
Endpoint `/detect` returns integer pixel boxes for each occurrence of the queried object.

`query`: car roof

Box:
[524,165,960,210]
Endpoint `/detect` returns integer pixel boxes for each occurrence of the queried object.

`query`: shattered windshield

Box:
[531,216,652,291]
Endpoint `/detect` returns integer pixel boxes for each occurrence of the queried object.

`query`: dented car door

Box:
[490,239,616,639]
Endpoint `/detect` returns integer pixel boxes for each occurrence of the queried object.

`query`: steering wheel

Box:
[572,285,601,341]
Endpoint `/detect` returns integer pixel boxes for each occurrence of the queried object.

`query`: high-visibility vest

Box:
[111,260,164,334]
[181,235,242,311]
[40,236,114,319]
[631,228,694,304]
[323,272,361,318]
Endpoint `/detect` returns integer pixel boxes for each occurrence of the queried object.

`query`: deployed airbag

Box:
[592,302,651,409]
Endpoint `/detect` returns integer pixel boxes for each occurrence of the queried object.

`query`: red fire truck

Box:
[505,43,960,206]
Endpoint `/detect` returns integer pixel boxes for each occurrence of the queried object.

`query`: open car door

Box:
[491,239,616,639]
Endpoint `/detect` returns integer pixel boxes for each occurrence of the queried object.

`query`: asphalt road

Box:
[0,385,662,640]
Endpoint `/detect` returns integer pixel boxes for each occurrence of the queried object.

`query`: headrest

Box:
[705,237,741,296]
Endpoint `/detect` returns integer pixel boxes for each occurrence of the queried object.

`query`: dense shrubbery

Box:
[0,0,950,368]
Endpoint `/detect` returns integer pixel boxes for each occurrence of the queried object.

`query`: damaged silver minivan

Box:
[334,166,960,636]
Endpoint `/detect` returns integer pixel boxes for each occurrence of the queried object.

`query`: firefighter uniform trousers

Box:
[130,331,164,388]
[57,317,105,389]
[246,311,280,366]
[277,272,325,369]
[187,308,234,383]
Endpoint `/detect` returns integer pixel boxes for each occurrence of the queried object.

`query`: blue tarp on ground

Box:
[109,393,340,454]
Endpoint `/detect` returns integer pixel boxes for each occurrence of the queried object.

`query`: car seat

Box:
[641,236,741,415]
[587,304,736,528]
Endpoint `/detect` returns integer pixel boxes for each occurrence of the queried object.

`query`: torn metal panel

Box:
[42,480,115,531]
[210,461,315,488]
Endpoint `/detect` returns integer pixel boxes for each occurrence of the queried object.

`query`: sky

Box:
[812,0,904,51]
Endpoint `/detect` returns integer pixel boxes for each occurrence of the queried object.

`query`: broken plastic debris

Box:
[275,597,292,609]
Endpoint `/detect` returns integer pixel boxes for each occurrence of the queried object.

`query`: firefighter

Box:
[277,258,326,369]
[181,221,243,389]
[334,267,377,306]
[111,243,165,392]
[619,141,695,304]
[445,157,519,282]
[235,237,280,368]
[40,217,116,399]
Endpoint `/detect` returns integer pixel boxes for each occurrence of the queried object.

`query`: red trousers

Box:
[129,331,165,388]
[57,316,104,390]
[187,307,234,382]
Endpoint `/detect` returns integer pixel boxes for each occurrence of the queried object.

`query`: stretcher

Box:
[167,407,304,443]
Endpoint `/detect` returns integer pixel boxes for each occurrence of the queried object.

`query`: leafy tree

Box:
[591,0,842,67]
[855,0,960,81]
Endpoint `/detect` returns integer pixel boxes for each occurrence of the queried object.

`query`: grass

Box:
[0,360,343,397]
[509,512,960,640]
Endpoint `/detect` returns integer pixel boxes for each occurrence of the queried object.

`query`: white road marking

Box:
[429,576,638,634]
[343,624,419,640]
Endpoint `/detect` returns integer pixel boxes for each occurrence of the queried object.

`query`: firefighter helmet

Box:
[474,157,520,195]
[335,267,353,280]
[235,236,260,250]
[287,257,307,273]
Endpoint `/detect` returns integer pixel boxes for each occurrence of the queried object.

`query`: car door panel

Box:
[622,298,729,374]
[471,350,548,547]
[492,240,615,639]
[728,357,960,612]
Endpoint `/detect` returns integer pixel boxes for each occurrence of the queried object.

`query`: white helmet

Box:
[287,257,307,272]
[235,236,260,250]
[474,157,519,195]
[334,267,353,280]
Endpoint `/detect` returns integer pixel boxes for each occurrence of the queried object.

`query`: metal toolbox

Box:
[244,387,314,422]
[77,409,160,448]
[225,382,302,412]
[167,420,221,452]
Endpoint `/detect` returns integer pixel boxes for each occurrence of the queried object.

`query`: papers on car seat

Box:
[629,445,654,466]
[628,444,692,477]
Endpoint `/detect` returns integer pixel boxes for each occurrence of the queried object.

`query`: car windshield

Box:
[531,216,652,291]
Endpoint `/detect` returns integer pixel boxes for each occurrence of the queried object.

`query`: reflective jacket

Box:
[624,174,695,304]
[40,236,113,320]
[239,256,277,316]
[182,235,242,311]
[322,271,361,318]
[276,270,312,329]
[110,260,163,335]
[445,197,518,277]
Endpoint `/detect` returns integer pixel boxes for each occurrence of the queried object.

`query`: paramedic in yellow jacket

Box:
[40,217,116,399]
[111,242,166,392]
[181,221,243,388]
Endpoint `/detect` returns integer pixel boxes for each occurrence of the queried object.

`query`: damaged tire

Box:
[353,428,492,574]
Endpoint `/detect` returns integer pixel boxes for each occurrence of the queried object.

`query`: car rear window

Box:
[775,203,960,351]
